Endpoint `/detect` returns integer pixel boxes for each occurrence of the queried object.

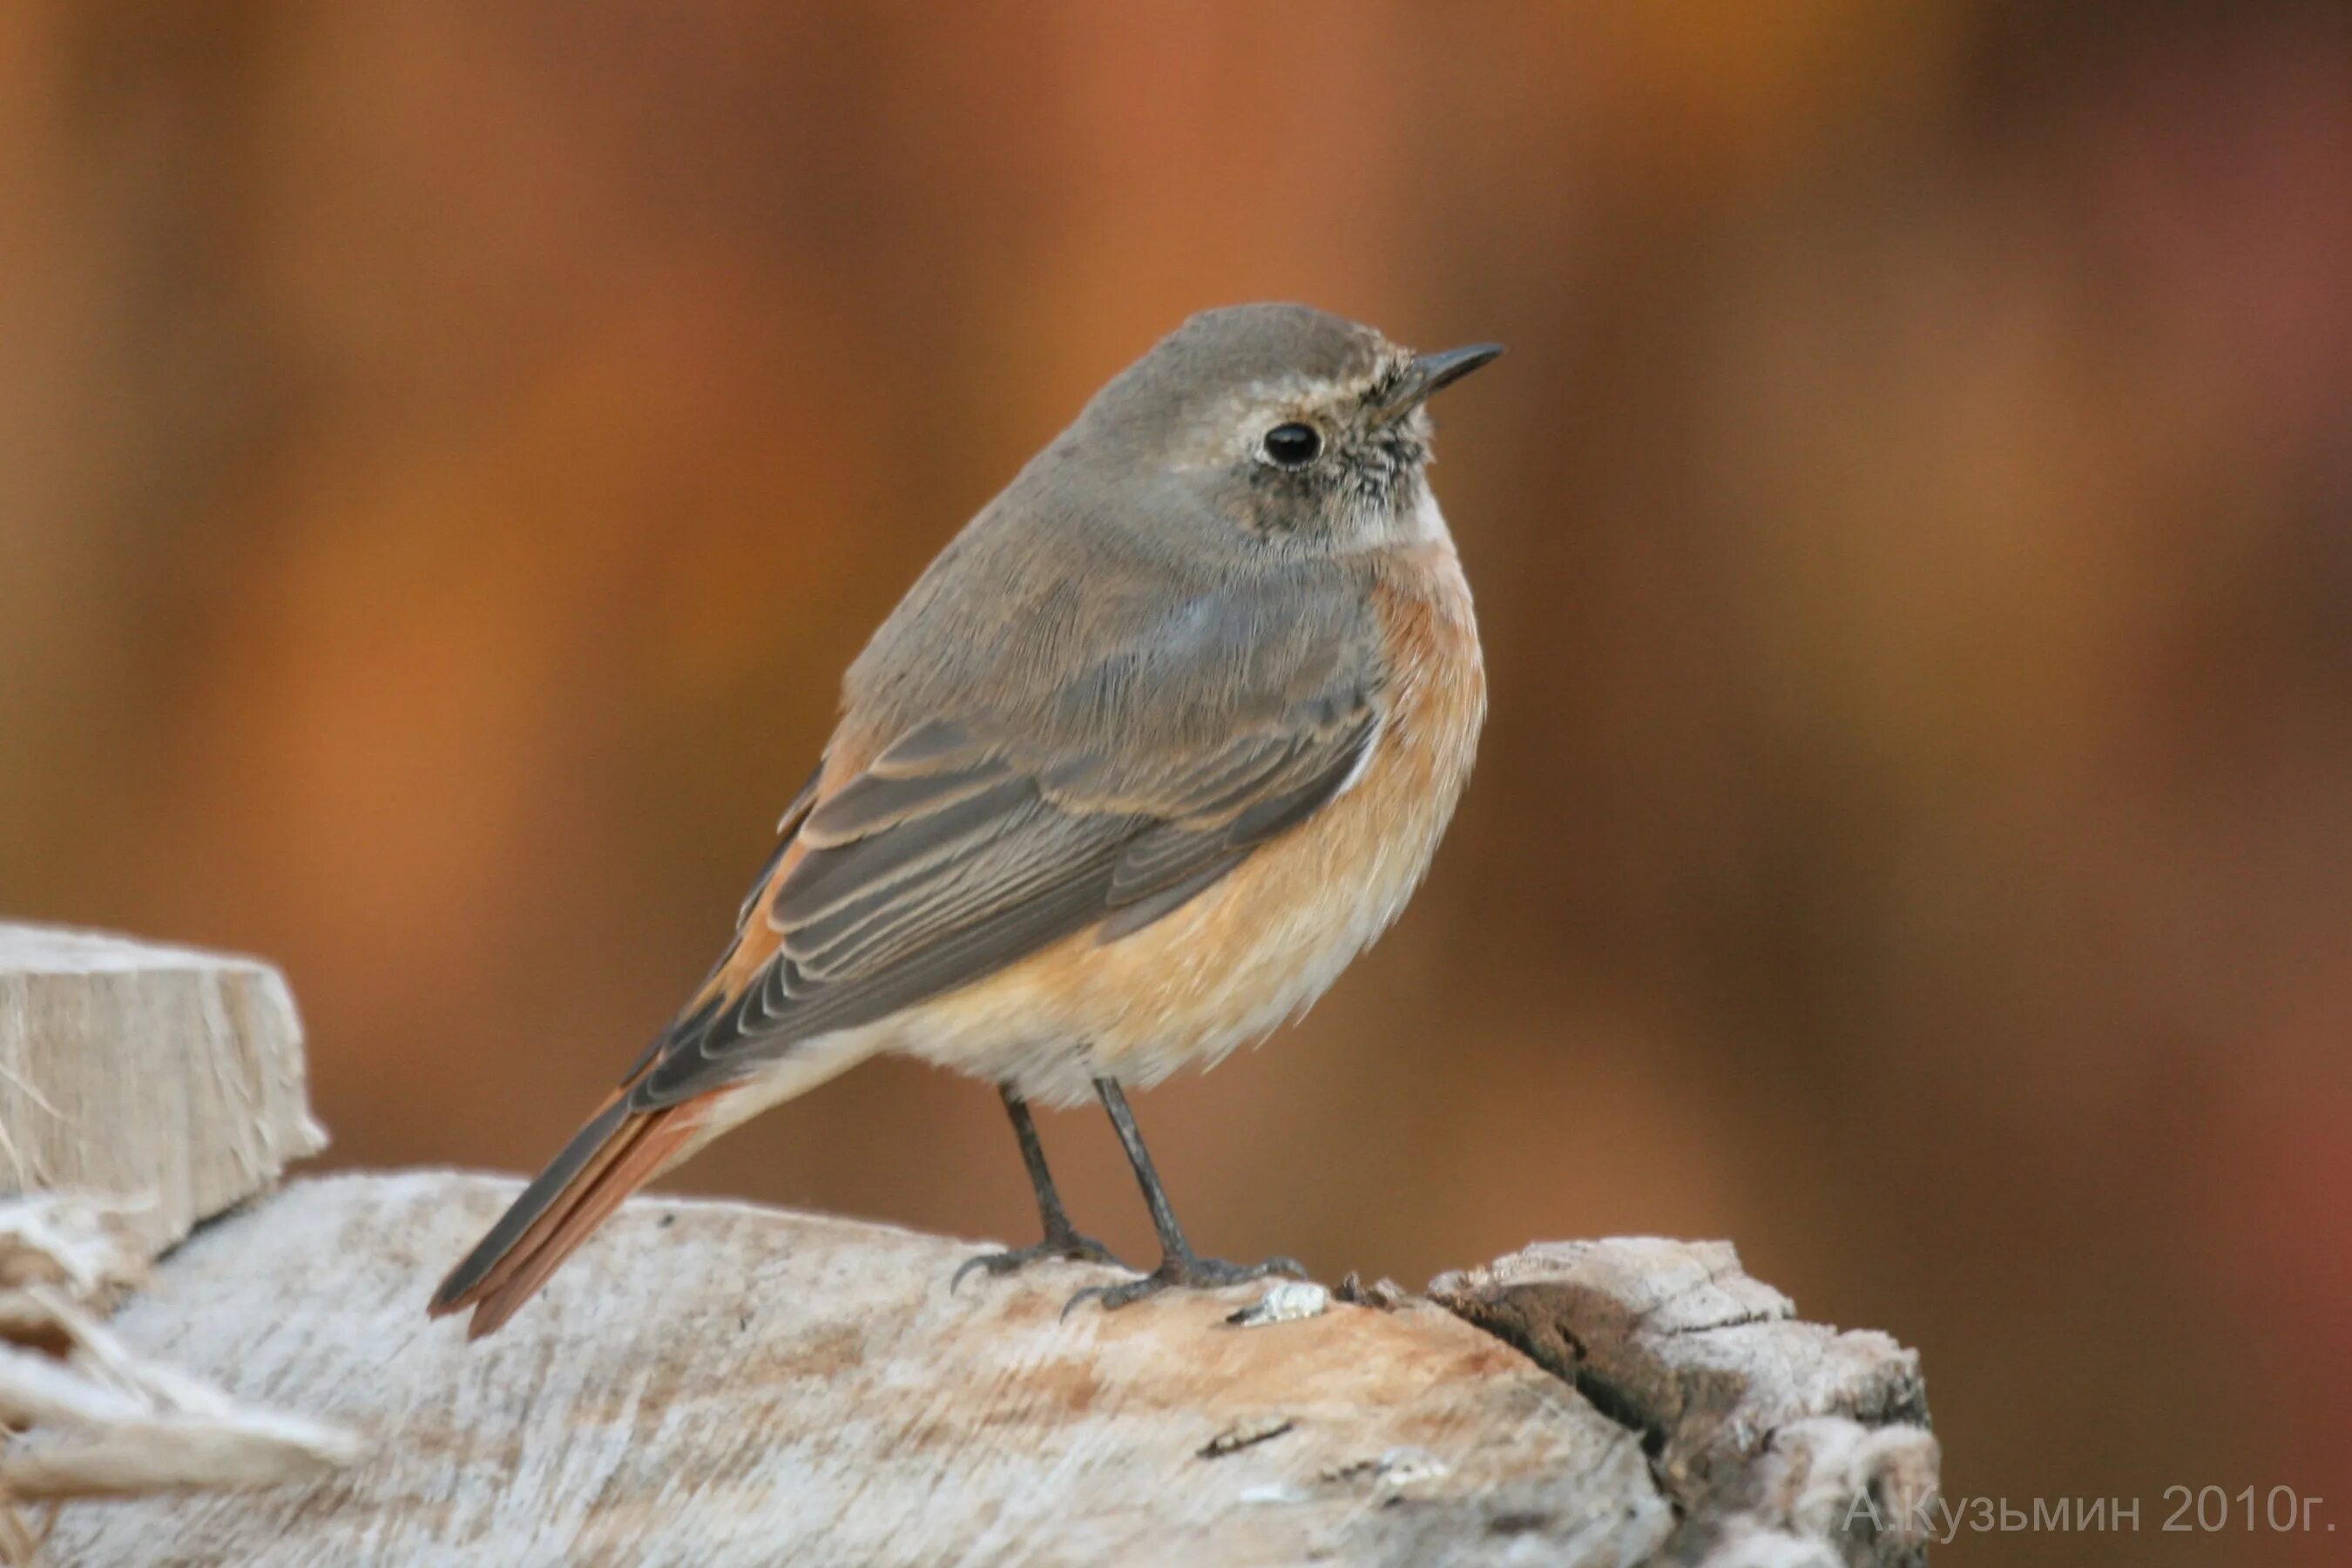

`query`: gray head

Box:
[1064,303,1501,551]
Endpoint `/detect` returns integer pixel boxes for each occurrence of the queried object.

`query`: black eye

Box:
[1261,422,1322,468]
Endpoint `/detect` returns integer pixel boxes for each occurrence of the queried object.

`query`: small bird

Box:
[429,304,1497,1336]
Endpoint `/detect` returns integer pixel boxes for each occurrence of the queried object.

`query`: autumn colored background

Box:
[4,5,2348,1563]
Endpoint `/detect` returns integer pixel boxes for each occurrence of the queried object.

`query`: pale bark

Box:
[37,1179,1931,1566]
[0,924,323,1255]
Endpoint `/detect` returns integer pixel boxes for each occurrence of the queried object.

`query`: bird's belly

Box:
[888,553,1484,1107]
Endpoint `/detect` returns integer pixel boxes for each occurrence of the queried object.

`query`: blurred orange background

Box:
[4,6,2349,1564]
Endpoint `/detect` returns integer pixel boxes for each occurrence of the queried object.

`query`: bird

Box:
[429,303,1498,1336]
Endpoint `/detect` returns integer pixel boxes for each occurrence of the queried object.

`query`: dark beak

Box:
[1383,342,1504,416]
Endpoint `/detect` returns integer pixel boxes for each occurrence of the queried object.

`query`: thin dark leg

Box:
[1064,1078,1304,1314]
[951,1087,1123,1291]
[1095,1078,1192,1255]
[1003,1090,1083,1240]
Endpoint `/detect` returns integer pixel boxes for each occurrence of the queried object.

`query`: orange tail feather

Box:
[429,1092,717,1339]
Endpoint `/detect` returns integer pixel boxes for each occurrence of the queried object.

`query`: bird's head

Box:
[1071,302,1502,551]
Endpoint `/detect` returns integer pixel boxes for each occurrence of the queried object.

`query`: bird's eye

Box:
[1261,422,1322,468]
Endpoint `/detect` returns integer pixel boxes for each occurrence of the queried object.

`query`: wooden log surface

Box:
[0,924,323,1255]
[44,1174,1936,1567]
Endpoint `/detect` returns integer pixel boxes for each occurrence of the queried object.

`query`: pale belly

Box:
[884,551,1485,1107]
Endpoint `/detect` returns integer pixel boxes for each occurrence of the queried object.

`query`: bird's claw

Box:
[1059,1253,1307,1318]
[951,1229,1124,1294]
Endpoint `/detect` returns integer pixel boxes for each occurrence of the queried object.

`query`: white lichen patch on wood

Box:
[1225,1279,1329,1327]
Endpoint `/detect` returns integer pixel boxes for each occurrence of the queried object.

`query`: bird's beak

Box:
[1382,342,1504,418]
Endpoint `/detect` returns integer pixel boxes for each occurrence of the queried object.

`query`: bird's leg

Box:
[1064,1077,1305,1314]
[952,1086,1123,1290]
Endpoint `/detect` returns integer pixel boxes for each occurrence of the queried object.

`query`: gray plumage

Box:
[632,305,1424,1109]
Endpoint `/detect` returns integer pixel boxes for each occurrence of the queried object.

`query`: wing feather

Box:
[628,559,1385,1111]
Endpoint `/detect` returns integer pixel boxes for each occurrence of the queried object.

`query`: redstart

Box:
[430,304,1498,1335]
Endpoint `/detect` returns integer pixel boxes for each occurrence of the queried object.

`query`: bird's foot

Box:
[1061,1250,1307,1315]
[951,1226,1124,1294]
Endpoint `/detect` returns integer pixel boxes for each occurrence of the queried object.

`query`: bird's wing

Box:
[629,564,1383,1109]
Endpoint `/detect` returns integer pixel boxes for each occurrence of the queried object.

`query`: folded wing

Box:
[633,565,1383,1110]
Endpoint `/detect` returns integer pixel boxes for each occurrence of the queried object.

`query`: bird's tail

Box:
[428,1088,720,1339]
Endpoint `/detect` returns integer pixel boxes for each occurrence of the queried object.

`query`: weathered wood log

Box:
[0,926,354,1545]
[1432,1241,1939,1566]
[0,1191,363,1509]
[43,1173,1935,1566]
[0,924,323,1255]
[1,926,1937,1565]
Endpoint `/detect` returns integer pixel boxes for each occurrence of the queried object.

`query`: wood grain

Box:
[1433,1240,1939,1566]
[0,924,324,1256]
[50,1174,1661,1565]
[45,1174,1936,1567]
